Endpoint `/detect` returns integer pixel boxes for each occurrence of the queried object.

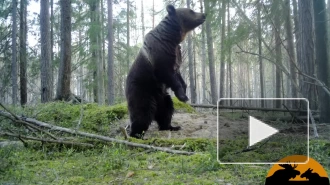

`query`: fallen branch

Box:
[190,104,313,113]
[0,111,195,155]
[0,132,94,148]
[0,110,58,140]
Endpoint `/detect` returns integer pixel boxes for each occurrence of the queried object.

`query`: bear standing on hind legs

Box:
[125,5,206,139]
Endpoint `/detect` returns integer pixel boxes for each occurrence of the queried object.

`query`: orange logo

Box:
[265,155,329,185]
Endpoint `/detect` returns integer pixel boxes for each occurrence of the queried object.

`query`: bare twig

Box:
[75,92,85,131]
[0,102,20,120]
[119,126,129,140]
[0,132,94,148]
[0,110,58,140]
[309,110,319,138]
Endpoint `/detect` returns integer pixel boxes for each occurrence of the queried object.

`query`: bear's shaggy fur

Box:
[125,5,206,138]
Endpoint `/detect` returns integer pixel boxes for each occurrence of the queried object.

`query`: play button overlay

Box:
[249,116,279,147]
[217,98,309,164]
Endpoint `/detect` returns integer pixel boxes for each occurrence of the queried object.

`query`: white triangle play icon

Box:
[249,116,279,147]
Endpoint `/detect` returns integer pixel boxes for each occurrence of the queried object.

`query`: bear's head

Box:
[166,5,206,41]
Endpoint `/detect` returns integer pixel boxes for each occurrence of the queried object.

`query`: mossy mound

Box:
[172,97,195,113]
[15,98,193,133]
[20,102,128,133]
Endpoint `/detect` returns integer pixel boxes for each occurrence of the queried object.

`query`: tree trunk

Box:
[313,0,330,123]
[219,0,226,105]
[141,0,145,37]
[284,0,298,104]
[51,0,54,91]
[298,0,317,109]
[200,0,207,104]
[107,0,115,105]
[19,0,27,106]
[97,1,104,105]
[292,0,301,89]
[56,0,72,101]
[152,0,155,28]
[227,0,232,105]
[274,0,282,108]
[11,0,18,105]
[186,0,197,103]
[257,0,265,107]
[40,0,53,102]
[204,0,217,104]
[126,0,130,72]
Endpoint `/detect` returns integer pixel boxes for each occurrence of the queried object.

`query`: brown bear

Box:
[125,5,206,138]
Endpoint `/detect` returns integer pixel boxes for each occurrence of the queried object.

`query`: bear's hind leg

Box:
[155,94,181,131]
[128,94,156,139]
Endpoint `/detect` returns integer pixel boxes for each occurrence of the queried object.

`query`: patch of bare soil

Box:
[112,112,249,140]
[110,111,330,140]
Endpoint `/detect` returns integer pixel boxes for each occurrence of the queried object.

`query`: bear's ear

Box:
[166,5,176,15]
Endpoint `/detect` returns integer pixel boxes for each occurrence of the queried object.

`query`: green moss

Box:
[172,97,195,113]
[1,139,329,184]
[16,102,128,134]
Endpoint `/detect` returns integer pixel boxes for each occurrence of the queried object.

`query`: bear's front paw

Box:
[175,88,189,102]
[170,126,181,131]
[177,94,189,102]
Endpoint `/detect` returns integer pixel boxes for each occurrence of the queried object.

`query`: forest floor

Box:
[1,102,330,185]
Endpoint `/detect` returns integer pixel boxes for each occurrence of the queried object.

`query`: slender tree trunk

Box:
[141,0,145,37]
[204,0,217,104]
[298,0,317,109]
[19,0,27,106]
[313,0,330,123]
[126,0,130,72]
[227,0,232,105]
[186,0,197,103]
[257,0,264,107]
[292,0,301,86]
[11,0,18,105]
[107,0,115,105]
[219,0,226,105]
[51,0,54,91]
[200,0,207,104]
[89,1,98,102]
[274,0,282,108]
[284,0,298,103]
[56,0,72,101]
[40,0,53,102]
[101,0,106,98]
[78,28,84,98]
[96,1,104,104]
[152,0,155,28]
